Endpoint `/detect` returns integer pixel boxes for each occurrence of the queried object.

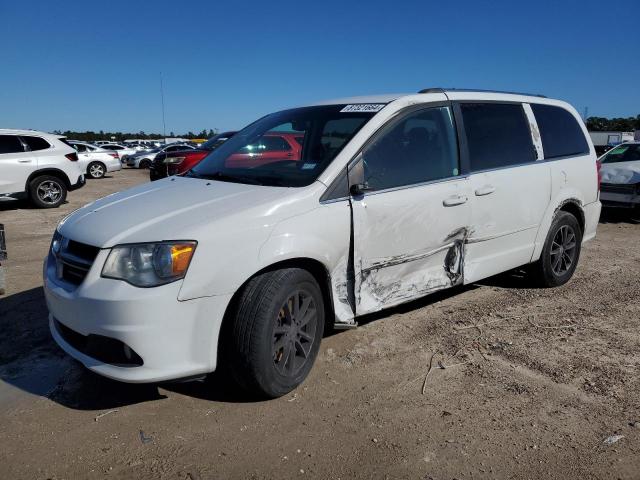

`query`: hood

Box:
[600,160,640,185]
[57,176,305,248]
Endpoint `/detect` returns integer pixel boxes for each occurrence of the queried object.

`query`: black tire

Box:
[226,268,325,398]
[531,211,582,287]
[139,159,151,169]
[87,161,106,179]
[28,175,67,208]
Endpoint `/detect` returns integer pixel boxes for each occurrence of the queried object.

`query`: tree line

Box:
[586,115,640,132]
[50,129,219,142]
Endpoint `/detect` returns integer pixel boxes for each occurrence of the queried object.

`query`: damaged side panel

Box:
[349,179,473,316]
[354,226,470,312]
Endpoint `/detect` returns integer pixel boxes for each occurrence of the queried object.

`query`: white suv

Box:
[44,89,601,397]
[0,129,85,208]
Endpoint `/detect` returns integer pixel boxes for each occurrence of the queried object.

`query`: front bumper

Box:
[600,191,640,209]
[106,161,122,173]
[44,250,232,383]
[69,175,86,191]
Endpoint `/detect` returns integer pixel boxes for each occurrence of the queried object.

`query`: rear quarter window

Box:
[21,136,51,151]
[531,104,589,159]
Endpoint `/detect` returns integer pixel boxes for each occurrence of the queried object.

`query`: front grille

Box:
[55,237,100,286]
[601,183,638,194]
[54,319,143,367]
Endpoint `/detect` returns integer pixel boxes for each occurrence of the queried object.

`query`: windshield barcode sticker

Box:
[340,104,386,113]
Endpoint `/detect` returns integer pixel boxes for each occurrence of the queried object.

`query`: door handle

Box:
[474,185,496,196]
[443,195,468,207]
[18,159,32,163]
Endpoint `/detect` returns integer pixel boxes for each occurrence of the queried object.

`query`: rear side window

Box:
[531,104,589,159]
[72,143,88,153]
[0,135,25,154]
[21,136,50,151]
[461,103,535,171]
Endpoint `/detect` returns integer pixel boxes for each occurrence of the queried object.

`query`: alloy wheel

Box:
[272,290,317,376]
[89,164,105,178]
[550,225,577,276]
[37,181,62,205]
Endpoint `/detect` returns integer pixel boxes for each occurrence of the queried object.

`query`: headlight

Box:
[101,241,196,287]
[164,156,185,164]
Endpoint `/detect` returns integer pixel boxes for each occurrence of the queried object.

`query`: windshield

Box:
[601,144,640,164]
[188,104,379,187]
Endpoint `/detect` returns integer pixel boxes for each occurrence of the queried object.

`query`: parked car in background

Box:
[598,142,640,217]
[127,143,195,169]
[67,141,122,179]
[150,131,236,181]
[98,143,138,160]
[0,129,84,208]
[45,89,600,398]
[225,131,303,168]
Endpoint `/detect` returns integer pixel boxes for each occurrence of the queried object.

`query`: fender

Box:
[530,189,585,262]
[257,202,354,326]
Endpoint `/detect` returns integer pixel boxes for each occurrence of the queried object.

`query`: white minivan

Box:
[45,89,601,398]
[0,129,85,208]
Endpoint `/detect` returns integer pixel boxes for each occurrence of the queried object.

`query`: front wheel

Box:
[138,159,151,169]
[531,211,582,287]
[226,268,325,398]
[87,161,106,179]
[28,175,67,208]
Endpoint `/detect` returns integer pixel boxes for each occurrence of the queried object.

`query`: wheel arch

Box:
[25,168,72,192]
[87,160,106,175]
[530,195,586,262]
[216,257,335,370]
[556,199,585,234]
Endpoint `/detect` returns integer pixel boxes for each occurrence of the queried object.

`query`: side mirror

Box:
[349,182,372,196]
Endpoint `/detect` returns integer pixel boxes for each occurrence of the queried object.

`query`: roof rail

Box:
[417,87,547,98]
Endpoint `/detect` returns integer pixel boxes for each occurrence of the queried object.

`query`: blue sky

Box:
[1,0,638,134]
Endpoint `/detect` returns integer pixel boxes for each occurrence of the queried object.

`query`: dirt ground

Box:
[0,169,639,480]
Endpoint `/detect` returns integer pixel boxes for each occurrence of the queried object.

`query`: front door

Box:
[350,105,472,315]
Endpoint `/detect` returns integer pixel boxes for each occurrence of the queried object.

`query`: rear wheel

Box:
[87,161,106,179]
[226,268,325,398]
[139,159,151,169]
[531,211,582,287]
[28,175,67,208]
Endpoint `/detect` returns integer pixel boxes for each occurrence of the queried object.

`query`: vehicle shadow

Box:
[0,287,261,409]
[0,274,532,409]
[0,199,71,211]
[599,207,640,224]
[0,287,167,410]
[350,283,480,328]
[0,199,27,211]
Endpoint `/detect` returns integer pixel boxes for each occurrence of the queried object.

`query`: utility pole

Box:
[583,106,589,122]
[160,72,167,143]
